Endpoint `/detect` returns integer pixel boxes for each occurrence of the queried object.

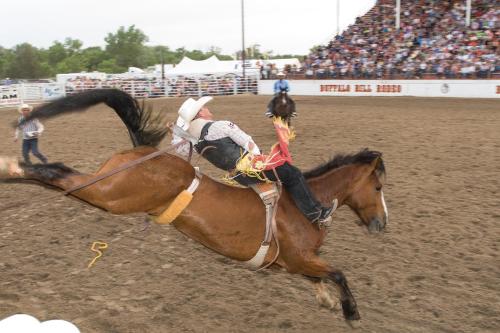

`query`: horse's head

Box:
[344,155,388,233]
[272,92,295,122]
[304,149,388,234]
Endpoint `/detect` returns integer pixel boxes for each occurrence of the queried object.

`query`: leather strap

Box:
[245,181,282,270]
[64,142,185,196]
[257,181,282,271]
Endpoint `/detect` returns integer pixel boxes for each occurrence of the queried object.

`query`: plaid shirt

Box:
[15,116,44,140]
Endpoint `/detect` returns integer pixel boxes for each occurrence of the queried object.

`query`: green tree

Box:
[105,25,149,71]
[63,38,83,55]
[97,59,123,73]
[5,43,49,79]
[185,49,206,60]
[47,41,68,67]
[0,47,15,78]
[55,55,88,73]
[81,47,107,71]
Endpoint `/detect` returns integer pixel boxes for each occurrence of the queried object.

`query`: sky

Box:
[0,0,376,56]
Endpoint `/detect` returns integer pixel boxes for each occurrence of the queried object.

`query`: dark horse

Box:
[270,91,296,126]
[1,89,388,322]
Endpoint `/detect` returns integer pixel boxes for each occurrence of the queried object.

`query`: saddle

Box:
[245,181,281,270]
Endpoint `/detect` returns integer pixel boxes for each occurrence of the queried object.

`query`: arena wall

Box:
[258,80,500,98]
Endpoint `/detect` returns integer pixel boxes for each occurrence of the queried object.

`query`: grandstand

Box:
[299,0,498,80]
[1,0,498,106]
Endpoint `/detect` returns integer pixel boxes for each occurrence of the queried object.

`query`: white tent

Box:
[166,56,259,76]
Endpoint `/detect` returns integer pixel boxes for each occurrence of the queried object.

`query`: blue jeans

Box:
[22,138,48,164]
[235,162,323,221]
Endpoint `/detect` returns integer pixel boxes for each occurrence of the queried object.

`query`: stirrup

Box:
[315,198,338,228]
[317,216,333,228]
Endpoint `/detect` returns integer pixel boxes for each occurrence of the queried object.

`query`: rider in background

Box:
[265,71,291,117]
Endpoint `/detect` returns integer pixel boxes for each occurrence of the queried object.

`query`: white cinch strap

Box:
[187,177,200,193]
[245,244,270,268]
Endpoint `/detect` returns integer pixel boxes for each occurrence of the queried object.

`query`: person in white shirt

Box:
[14,104,48,165]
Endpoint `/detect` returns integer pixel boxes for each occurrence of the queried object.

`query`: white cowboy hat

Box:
[18,103,33,113]
[277,71,286,76]
[178,96,213,125]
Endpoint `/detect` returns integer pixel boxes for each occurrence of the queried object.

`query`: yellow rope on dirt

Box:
[87,241,108,268]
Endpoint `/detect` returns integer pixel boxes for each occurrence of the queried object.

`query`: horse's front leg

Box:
[328,270,360,321]
[288,254,361,321]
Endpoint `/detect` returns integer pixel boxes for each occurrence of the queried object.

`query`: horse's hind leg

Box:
[308,277,340,310]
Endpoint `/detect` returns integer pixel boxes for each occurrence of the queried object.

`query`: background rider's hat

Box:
[18,103,33,113]
[178,96,213,125]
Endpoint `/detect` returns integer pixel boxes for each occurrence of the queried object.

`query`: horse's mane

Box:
[303,149,385,179]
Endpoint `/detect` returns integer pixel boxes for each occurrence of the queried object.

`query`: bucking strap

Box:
[154,173,201,225]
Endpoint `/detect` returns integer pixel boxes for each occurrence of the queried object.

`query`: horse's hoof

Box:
[0,156,23,177]
[316,294,340,311]
[341,300,360,321]
[346,319,362,329]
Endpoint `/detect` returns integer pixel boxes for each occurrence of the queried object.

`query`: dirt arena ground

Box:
[0,95,499,332]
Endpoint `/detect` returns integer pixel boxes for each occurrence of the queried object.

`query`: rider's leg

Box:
[264,163,336,224]
[233,172,263,187]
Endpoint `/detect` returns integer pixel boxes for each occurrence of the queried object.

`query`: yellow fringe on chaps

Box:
[154,190,193,224]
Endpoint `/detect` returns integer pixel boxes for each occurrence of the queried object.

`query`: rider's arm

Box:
[169,116,193,157]
[171,135,192,157]
[218,121,261,155]
[284,80,290,92]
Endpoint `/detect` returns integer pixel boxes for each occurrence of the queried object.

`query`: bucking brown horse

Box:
[1,89,388,322]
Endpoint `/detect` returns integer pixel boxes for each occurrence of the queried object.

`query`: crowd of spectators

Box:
[302,0,499,79]
[64,75,258,98]
[259,62,301,79]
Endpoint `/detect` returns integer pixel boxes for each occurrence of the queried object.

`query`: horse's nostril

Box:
[368,218,384,233]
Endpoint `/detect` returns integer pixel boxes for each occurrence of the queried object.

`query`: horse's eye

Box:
[375,186,382,192]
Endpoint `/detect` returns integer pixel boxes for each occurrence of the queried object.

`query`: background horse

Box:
[1,89,388,322]
[270,91,296,126]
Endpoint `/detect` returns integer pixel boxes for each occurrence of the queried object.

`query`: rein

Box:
[64,142,187,196]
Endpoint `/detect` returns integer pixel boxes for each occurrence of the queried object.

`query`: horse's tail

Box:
[15,89,168,148]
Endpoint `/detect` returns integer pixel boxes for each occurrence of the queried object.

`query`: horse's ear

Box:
[368,155,378,167]
[371,156,386,182]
